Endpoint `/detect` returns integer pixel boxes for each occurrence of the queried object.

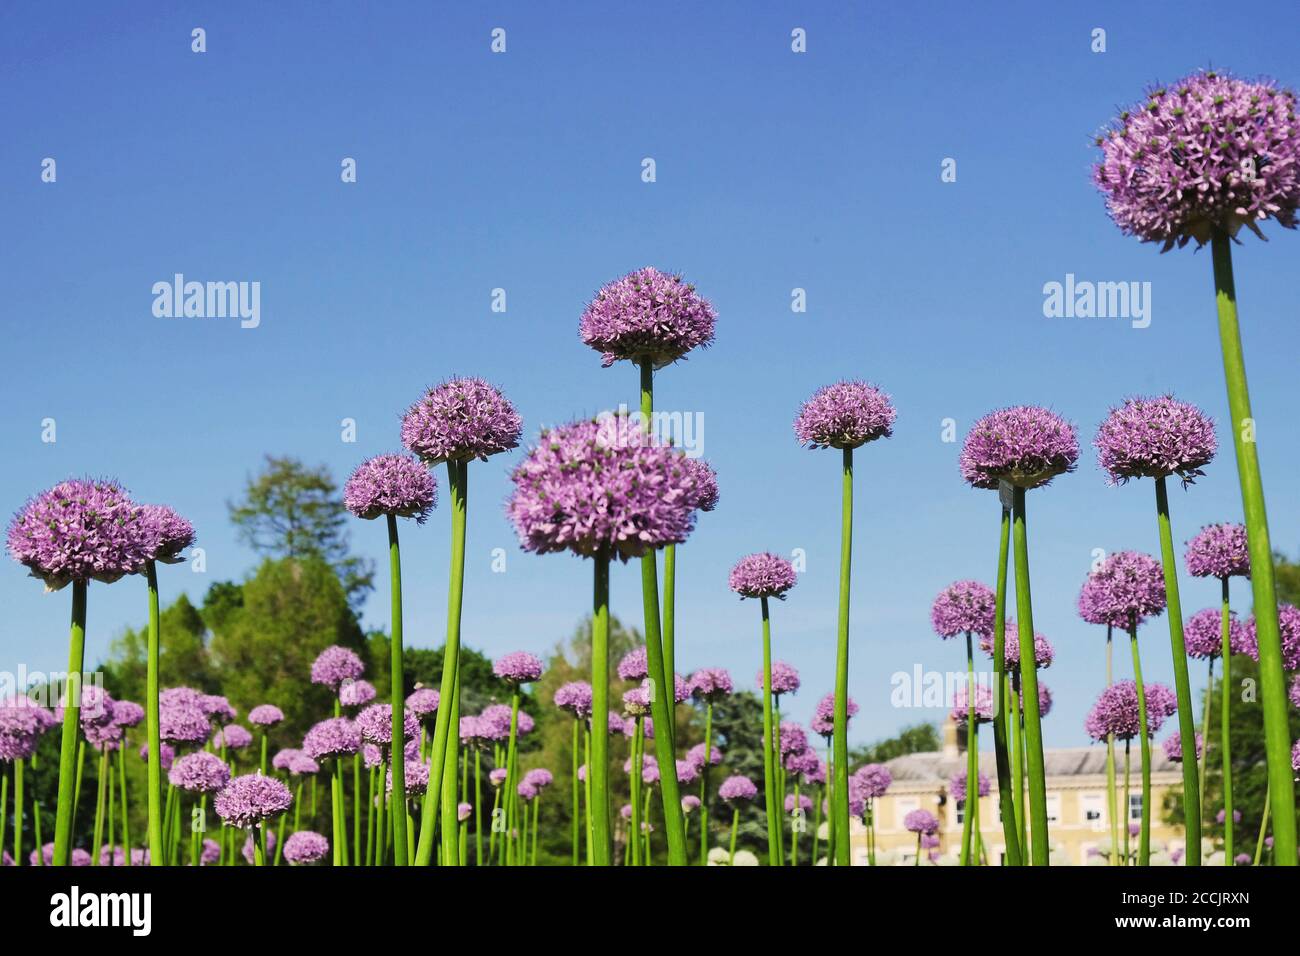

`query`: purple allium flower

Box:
[137,504,195,563]
[620,803,634,820]
[214,773,293,828]
[310,646,365,689]
[366,743,386,769]
[489,767,508,787]
[688,668,733,702]
[477,704,514,742]
[406,688,440,720]
[1243,604,1300,670]
[457,802,473,822]
[518,781,539,801]
[811,692,858,737]
[675,759,700,785]
[169,751,231,794]
[388,758,430,797]
[950,770,992,803]
[271,748,300,771]
[681,795,701,813]
[1163,730,1203,763]
[622,684,652,718]
[779,721,808,756]
[729,552,797,600]
[159,686,203,708]
[1185,523,1251,580]
[852,763,892,800]
[672,673,690,704]
[31,844,92,867]
[959,407,1079,490]
[339,679,376,709]
[507,417,703,562]
[1293,740,1300,773]
[785,793,813,814]
[1129,822,1142,838]
[579,267,717,368]
[288,754,320,776]
[493,651,544,685]
[686,742,722,769]
[356,704,419,749]
[110,699,144,728]
[0,699,50,762]
[158,701,210,746]
[718,775,759,802]
[553,681,594,720]
[1216,809,1243,825]
[523,768,553,791]
[200,695,237,724]
[950,683,995,724]
[921,833,941,850]
[6,478,150,589]
[1085,680,1178,740]
[213,724,253,751]
[1095,396,1217,486]
[1290,675,1300,710]
[979,620,1055,670]
[930,580,997,639]
[760,661,801,698]
[516,711,535,737]
[344,453,437,523]
[1184,607,1250,659]
[302,718,362,760]
[1093,70,1300,250]
[616,647,649,682]
[904,809,940,835]
[282,830,329,865]
[681,457,720,513]
[401,378,522,465]
[140,742,174,770]
[241,829,276,864]
[1077,551,1168,631]
[1034,681,1054,718]
[1234,853,1252,866]
[793,380,896,450]
[248,704,284,728]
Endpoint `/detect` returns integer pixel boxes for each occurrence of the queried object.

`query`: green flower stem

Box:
[531,797,541,865]
[72,741,85,827]
[460,748,469,863]
[107,760,115,864]
[475,748,484,867]
[1129,626,1151,865]
[118,747,130,865]
[789,781,801,865]
[630,717,642,866]
[1123,741,1131,864]
[1153,475,1201,865]
[363,766,375,866]
[54,580,87,867]
[310,777,316,818]
[440,673,461,866]
[373,764,386,866]
[824,743,835,864]
[1253,785,1271,867]
[253,828,265,867]
[642,786,653,863]
[914,833,922,866]
[260,732,268,777]
[989,500,1021,865]
[160,783,175,864]
[663,542,676,746]
[143,561,165,868]
[760,596,780,866]
[1211,231,1295,865]
[92,748,108,865]
[773,701,785,865]
[1,766,8,862]
[1105,625,1120,866]
[1011,485,1048,866]
[414,458,468,865]
[698,701,713,866]
[583,728,593,866]
[811,785,822,864]
[728,807,739,865]
[503,693,520,866]
[1008,674,1024,850]
[589,552,613,865]
[331,760,343,865]
[352,754,362,865]
[1199,657,1212,837]
[1219,576,1234,862]
[570,718,580,866]
[34,800,43,865]
[832,446,854,866]
[960,631,977,866]
[386,513,409,865]
[487,779,501,863]
[10,759,21,869]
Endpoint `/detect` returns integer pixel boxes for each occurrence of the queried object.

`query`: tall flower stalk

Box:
[554,682,593,866]
[1093,69,1300,864]
[688,670,731,865]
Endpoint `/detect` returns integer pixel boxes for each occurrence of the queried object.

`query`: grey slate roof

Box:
[883,746,1180,784]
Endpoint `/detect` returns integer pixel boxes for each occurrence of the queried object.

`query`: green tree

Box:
[103,592,219,703]
[851,722,941,765]
[227,455,373,605]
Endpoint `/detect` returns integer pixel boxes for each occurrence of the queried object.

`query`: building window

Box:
[955,798,966,825]
[896,798,919,830]
[1129,793,1142,821]
[1045,793,1061,824]
[1081,792,1105,829]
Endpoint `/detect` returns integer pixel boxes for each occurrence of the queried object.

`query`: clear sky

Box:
[2,1,1298,749]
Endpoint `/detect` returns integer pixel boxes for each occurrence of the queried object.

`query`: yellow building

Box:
[851,719,1186,865]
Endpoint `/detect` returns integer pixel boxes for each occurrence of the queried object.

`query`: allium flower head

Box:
[523,768,553,791]
[1077,551,1168,631]
[811,692,858,737]
[356,704,419,749]
[199,839,220,866]
[1244,604,1300,670]
[401,378,522,465]
[960,407,1079,490]
[283,830,329,865]
[852,763,892,799]
[140,742,174,770]
[388,758,430,796]
[779,721,808,756]
[214,773,293,828]
[682,795,702,813]
[493,651,544,685]
[200,695,237,724]
[931,580,997,640]
[339,679,376,709]
[904,809,940,835]
[1163,730,1203,762]
[950,770,992,803]
[950,683,995,723]
[213,724,252,751]
[242,830,276,864]
[759,661,801,698]
[343,454,437,523]
[1184,607,1250,659]
[785,793,814,814]
[310,646,365,689]
[507,417,703,561]
[681,457,720,513]
[1185,523,1251,579]
[248,704,284,728]
[622,684,652,718]
[553,681,594,720]
[729,552,797,600]
[158,701,210,746]
[675,759,700,785]
[271,748,300,771]
[718,775,758,802]
[406,689,440,720]
[689,668,733,702]
[1085,680,1177,740]
[111,700,144,728]
[458,802,473,822]
[686,742,722,769]
[1291,675,1300,710]
[1093,70,1300,250]
[784,748,822,780]
[616,646,649,682]
[980,620,1054,670]
[169,751,231,794]
[138,504,195,563]
[7,478,149,589]
[0,699,50,762]
[794,381,896,450]
[489,767,508,787]
[1095,396,1216,485]
[302,717,362,760]
[1293,740,1300,774]
[477,704,514,742]
[287,754,319,776]
[579,267,717,368]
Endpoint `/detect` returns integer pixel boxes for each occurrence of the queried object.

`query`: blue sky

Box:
[2,1,1298,749]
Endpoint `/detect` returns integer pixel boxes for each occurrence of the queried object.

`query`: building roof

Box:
[883,745,1181,784]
